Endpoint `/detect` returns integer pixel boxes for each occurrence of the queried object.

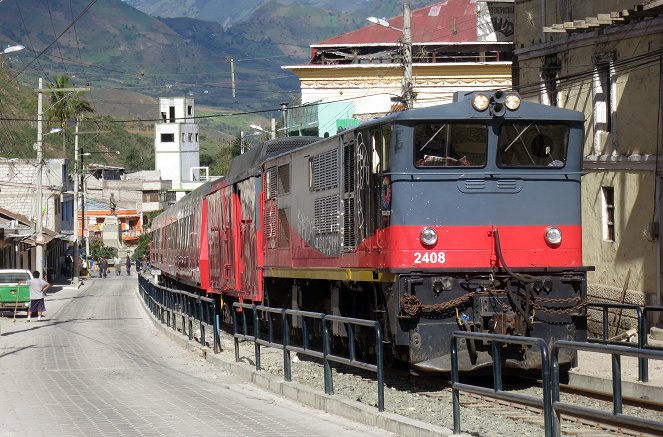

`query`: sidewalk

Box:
[569,346,663,402]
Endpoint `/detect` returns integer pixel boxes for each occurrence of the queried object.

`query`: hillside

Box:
[125,0,434,28]
[0,0,430,173]
[0,63,153,170]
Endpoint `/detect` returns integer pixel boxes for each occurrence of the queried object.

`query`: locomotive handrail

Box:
[450,332,553,437]
[640,306,663,383]
[585,302,644,380]
[138,274,221,353]
[232,302,385,412]
[551,340,663,437]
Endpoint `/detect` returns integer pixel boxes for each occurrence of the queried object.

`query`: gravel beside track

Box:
[220,336,661,437]
[161,296,661,437]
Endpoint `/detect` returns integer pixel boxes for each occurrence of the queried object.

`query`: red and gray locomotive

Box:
[150,90,589,373]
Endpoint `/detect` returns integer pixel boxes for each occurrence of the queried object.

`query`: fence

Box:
[138,274,221,353]
[232,302,385,411]
[586,302,663,382]
[450,332,553,436]
[450,333,663,437]
[551,340,663,436]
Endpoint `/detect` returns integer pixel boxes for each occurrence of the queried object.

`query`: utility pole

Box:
[34,78,44,278]
[402,1,414,109]
[34,80,90,281]
[72,118,80,284]
[226,57,236,98]
[280,102,289,137]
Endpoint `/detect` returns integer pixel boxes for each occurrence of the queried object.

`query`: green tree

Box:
[46,75,94,156]
[132,233,151,261]
[89,240,117,260]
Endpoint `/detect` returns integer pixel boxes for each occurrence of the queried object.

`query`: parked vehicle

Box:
[0,269,33,314]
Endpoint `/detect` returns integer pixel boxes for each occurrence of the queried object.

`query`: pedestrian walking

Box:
[99,257,108,278]
[125,254,132,275]
[114,255,121,276]
[26,270,50,322]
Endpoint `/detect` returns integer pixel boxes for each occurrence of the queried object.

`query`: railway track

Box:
[328,363,662,436]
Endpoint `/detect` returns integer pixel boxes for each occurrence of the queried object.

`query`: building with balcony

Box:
[283,0,514,136]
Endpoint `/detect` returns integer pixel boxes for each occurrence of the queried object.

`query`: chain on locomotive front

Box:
[262,90,590,373]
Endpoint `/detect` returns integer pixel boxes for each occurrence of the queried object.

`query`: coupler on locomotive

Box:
[391,270,588,373]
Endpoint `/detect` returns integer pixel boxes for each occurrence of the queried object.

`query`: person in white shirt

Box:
[27,271,50,322]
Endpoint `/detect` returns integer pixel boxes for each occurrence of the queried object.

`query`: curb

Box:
[568,371,663,402]
[137,294,461,437]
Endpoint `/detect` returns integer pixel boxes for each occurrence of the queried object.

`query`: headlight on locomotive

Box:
[545,226,562,246]
[505,93,521,110]
[472,94,490,111]
[420,227,438,247]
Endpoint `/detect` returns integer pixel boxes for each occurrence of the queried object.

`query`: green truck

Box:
[0,269,32,314]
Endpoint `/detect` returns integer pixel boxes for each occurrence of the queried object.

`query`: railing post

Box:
[451,335,461,434]
[213,298,221,353]
[282,309,291,382]
[322,316,333,395]
[551,344,561,437]
[612,353,623,415]
[233,304,240,362]
[640,307,649,382]
[253,304,260,371]
[492,341,502,392]
[375,322,384,412]
[198,296,204,347]
[539,340,552,437]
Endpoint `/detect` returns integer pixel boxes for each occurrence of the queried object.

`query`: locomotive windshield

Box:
[498,123,569,168]
[414,123,487,167]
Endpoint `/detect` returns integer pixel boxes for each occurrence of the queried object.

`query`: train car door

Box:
[206,189,223,291]
[237,177,260,300]
[220,185,237,291]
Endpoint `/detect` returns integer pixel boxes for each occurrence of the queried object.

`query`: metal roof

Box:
[315,0,489,46]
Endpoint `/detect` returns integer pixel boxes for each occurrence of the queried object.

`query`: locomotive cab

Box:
[381,91,589,372]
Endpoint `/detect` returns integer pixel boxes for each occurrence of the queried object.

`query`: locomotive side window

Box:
[414,123,487,167]
[277,164,290,195]
[381,125,391,172]
[498,123,569,168]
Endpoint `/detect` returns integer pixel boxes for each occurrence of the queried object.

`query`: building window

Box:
[188,133,193,142]
[187,105,192,116]
[602,186,615,242]
[161,133,174,142]
[169,106,175,123]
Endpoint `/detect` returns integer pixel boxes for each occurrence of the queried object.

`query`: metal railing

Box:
[138,274,221,353]
[640,305,663,383]
[551,340,663,436]
[450,332,553,436]
[232,302,385,411]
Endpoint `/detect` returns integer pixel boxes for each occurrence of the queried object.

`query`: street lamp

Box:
[367,2,414,109]
[2,44,25,55]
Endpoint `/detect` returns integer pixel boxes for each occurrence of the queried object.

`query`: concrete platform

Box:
[569,347,663,402]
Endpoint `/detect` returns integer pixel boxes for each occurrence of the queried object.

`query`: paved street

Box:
[0,274,394,437]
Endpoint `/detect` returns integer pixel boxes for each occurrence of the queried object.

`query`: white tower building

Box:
[155,97,200,200]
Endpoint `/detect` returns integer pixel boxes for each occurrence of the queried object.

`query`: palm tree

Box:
[46,75,94,156]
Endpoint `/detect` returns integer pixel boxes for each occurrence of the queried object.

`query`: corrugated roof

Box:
[314,0,480,46]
